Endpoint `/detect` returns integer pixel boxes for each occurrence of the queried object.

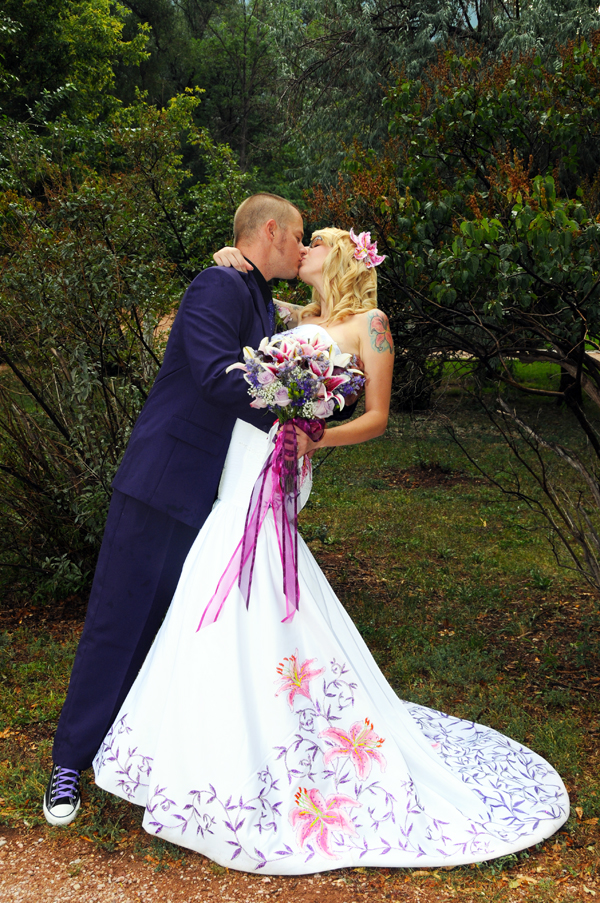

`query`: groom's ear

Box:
[264,218,278,243]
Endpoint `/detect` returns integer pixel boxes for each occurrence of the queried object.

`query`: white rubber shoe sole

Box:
[43,794,81,826]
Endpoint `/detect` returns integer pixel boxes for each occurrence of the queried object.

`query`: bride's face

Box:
[297,235,331,289]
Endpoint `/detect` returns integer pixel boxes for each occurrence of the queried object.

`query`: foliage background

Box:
[1,0,600,598]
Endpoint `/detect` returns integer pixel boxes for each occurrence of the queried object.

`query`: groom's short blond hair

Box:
[233,194,300,245]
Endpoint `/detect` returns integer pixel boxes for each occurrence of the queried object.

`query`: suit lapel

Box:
[246,272,272,337]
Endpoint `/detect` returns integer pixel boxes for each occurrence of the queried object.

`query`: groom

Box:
[44,193,309,826]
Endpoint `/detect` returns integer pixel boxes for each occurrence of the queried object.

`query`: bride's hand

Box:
[294,425,320,459]
[213,247,253,272]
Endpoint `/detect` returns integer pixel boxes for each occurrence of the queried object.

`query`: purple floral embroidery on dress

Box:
[144,767,284,858]
[275,656,456,862]
[404,704,568,839]
[93,651,569,870]
[94,715,152,799]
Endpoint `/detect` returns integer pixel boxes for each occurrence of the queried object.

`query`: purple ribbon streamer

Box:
[197,418,324,630]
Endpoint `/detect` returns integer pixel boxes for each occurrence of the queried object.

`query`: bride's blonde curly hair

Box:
[300,228,378,324]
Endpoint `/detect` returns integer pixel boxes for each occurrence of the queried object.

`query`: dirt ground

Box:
[1,822,599,903]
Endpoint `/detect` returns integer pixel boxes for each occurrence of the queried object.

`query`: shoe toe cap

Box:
[43,798,80,826]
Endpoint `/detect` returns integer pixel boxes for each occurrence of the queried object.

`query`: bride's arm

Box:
[296,310,394,455]
[212,247,305,327]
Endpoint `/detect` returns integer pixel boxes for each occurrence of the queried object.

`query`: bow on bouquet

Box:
[197,333,365,629]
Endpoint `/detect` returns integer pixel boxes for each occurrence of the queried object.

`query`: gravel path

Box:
[0,826,448,903]
[1,824,598,903]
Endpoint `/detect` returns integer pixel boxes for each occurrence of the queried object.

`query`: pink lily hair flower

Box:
[289,787,360,859]
[275,650,325,709]
[349,228,386,268]
[319,717,387,780]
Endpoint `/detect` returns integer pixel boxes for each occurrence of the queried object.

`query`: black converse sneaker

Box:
[43,764,81,826]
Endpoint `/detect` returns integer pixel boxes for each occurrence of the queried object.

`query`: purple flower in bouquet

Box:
[226,333,365,423]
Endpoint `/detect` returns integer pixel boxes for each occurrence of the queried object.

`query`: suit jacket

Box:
[112,267,274,529]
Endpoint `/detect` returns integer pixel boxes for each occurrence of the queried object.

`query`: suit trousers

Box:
[52,490,199,771]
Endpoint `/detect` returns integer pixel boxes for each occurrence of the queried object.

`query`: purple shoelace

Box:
[50,766,79,802]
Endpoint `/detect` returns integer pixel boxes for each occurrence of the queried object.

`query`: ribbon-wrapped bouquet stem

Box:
[197,333,365,629]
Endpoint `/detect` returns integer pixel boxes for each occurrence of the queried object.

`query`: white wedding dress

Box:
[94,325,569,875]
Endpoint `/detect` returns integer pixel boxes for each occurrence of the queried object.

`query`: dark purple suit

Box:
[53,267,274,770]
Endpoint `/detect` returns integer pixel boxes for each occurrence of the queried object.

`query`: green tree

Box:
[0,92,254,601]
[193,0,281,171]
[115,0,212,105]
[0,0,149,120]
[117,0,290,183]
[309,36,600,587]
[280,0,600,186]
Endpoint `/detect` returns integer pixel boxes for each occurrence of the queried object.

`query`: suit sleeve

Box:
[331,399,358,421]
[180,268,273,429]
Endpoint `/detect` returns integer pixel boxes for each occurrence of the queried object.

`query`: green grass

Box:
[439,358,563,393]
[0,389,599,872]
[301,393,600,815]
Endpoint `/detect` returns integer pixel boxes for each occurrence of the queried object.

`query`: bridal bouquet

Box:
[226,333,365,422]
[198,335,365,632]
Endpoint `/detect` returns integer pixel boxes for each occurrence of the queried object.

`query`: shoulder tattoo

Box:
[368,311,394,354]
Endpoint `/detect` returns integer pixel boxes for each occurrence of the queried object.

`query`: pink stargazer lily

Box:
[289,787,360,859]
[305,336,330,353]
[349,228,386,268]
[319,718,387,780]
[300,340,329,357]
[275,650,325,709]
[315,380,346,411]
[323,374,348,392]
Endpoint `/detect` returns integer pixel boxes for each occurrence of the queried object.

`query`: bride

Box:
[94,228,569,874]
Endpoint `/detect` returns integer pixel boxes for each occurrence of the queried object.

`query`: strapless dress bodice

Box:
[273,322,341,356]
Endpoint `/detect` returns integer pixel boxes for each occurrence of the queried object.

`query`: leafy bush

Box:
[308,36,600,589]
[0,94,254,602]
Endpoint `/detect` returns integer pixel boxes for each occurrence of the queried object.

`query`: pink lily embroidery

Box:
[275,650,325,709]
[319,718,387,780]
[289,787,360,859]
